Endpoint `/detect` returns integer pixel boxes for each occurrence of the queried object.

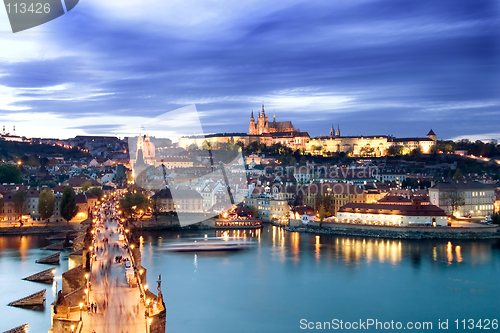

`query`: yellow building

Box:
[306,128,436,156]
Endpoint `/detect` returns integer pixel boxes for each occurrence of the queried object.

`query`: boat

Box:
[164,238,254,252]
[8,290,46,307]
[36,252,60,264]
[2,323,28,333]
[23,268,55,283]
[213,218,263,229]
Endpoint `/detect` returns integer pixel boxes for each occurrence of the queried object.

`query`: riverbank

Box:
[0,224,78,236]
[286,222,500,239]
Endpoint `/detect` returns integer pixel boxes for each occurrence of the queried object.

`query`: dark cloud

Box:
[0,0,498,140]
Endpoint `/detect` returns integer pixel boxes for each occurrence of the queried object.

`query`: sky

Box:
[0,0,498,142]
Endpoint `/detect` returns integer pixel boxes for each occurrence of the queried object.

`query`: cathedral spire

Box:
[330,124,334,137]
[336,124,340,137]
[251,110,254,119]
[273,110,276,122]
[261,104,265,117]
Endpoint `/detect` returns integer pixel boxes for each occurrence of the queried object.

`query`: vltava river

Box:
[1,226,500,332]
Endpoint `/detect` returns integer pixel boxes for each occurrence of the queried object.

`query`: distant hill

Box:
[0,140,89,161]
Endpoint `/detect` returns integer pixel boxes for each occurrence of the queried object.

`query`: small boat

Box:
[8,290,46,307]
[2,323,28,333]
[164,238,254,252]
[23,268,55,284]
[36,252,60,264]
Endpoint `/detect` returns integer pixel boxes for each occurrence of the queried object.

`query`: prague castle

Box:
[179,104,436,156]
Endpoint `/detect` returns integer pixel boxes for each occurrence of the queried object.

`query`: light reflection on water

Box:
[1,228,500,332]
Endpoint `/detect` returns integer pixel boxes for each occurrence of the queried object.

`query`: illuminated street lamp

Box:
[79,302,83,321]
[71,325,75,332]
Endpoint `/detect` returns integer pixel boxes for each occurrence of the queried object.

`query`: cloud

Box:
[0,0,497,141]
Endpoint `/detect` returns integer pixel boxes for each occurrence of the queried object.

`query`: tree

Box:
[359,147,375,157]
[89,187,104,200]
[388,145,404,156]
[119,192,149,218]
[453,168,464,181]
[81,181,92,192]
[0,164,23,184]
[491,213,500,225]
[440,190,465,216]
[299,156,307,165]
[247,205,259,218]
[60,186,78,223]
[318,205,327,222]
[38,189,55,224]
[13,190,27,221]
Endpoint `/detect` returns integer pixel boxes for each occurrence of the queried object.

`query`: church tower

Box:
[137,133,144,155]
[426,129,437,142]
[336,125,340,137]
[143,134,156,165]
[257,104,268,135]
[330,124,334,137]
[249,111,257,135]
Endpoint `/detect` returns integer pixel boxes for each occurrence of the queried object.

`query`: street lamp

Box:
[79,302,83,321]
[84,289,89,305]
[71,324,75,332]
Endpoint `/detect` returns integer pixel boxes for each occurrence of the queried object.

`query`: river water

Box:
[1,226,500,332]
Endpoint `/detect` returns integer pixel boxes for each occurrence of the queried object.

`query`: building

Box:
[136,133,156,165]
[429,181,496,217]
[153,188,204,213]
[244,197,289,222]
[302,182,366,217]
[306,128,437,156]
[178,133,256,149]
[67,177,102,192]
[337,199,447,226]
[376,170,407,187]
[161,157,194,169]
[249,105,295,135]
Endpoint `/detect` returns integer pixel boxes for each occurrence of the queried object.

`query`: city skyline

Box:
[0,0,498,141]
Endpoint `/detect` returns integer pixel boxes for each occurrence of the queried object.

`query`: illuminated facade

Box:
[337,200,447,226]
[136,133,156,165]
[306,129,437,156]
[429,181,495,217]
[249,105,296,135]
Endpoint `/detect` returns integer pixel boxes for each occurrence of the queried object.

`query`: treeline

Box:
[435,139,500,157]
[0,140,89,162]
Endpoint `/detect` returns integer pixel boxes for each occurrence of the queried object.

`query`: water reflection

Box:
[144,227,499,268]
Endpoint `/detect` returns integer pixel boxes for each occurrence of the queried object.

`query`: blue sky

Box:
[0,0,498,141]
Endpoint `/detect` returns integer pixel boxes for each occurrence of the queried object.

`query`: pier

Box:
[50,196,166,333]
